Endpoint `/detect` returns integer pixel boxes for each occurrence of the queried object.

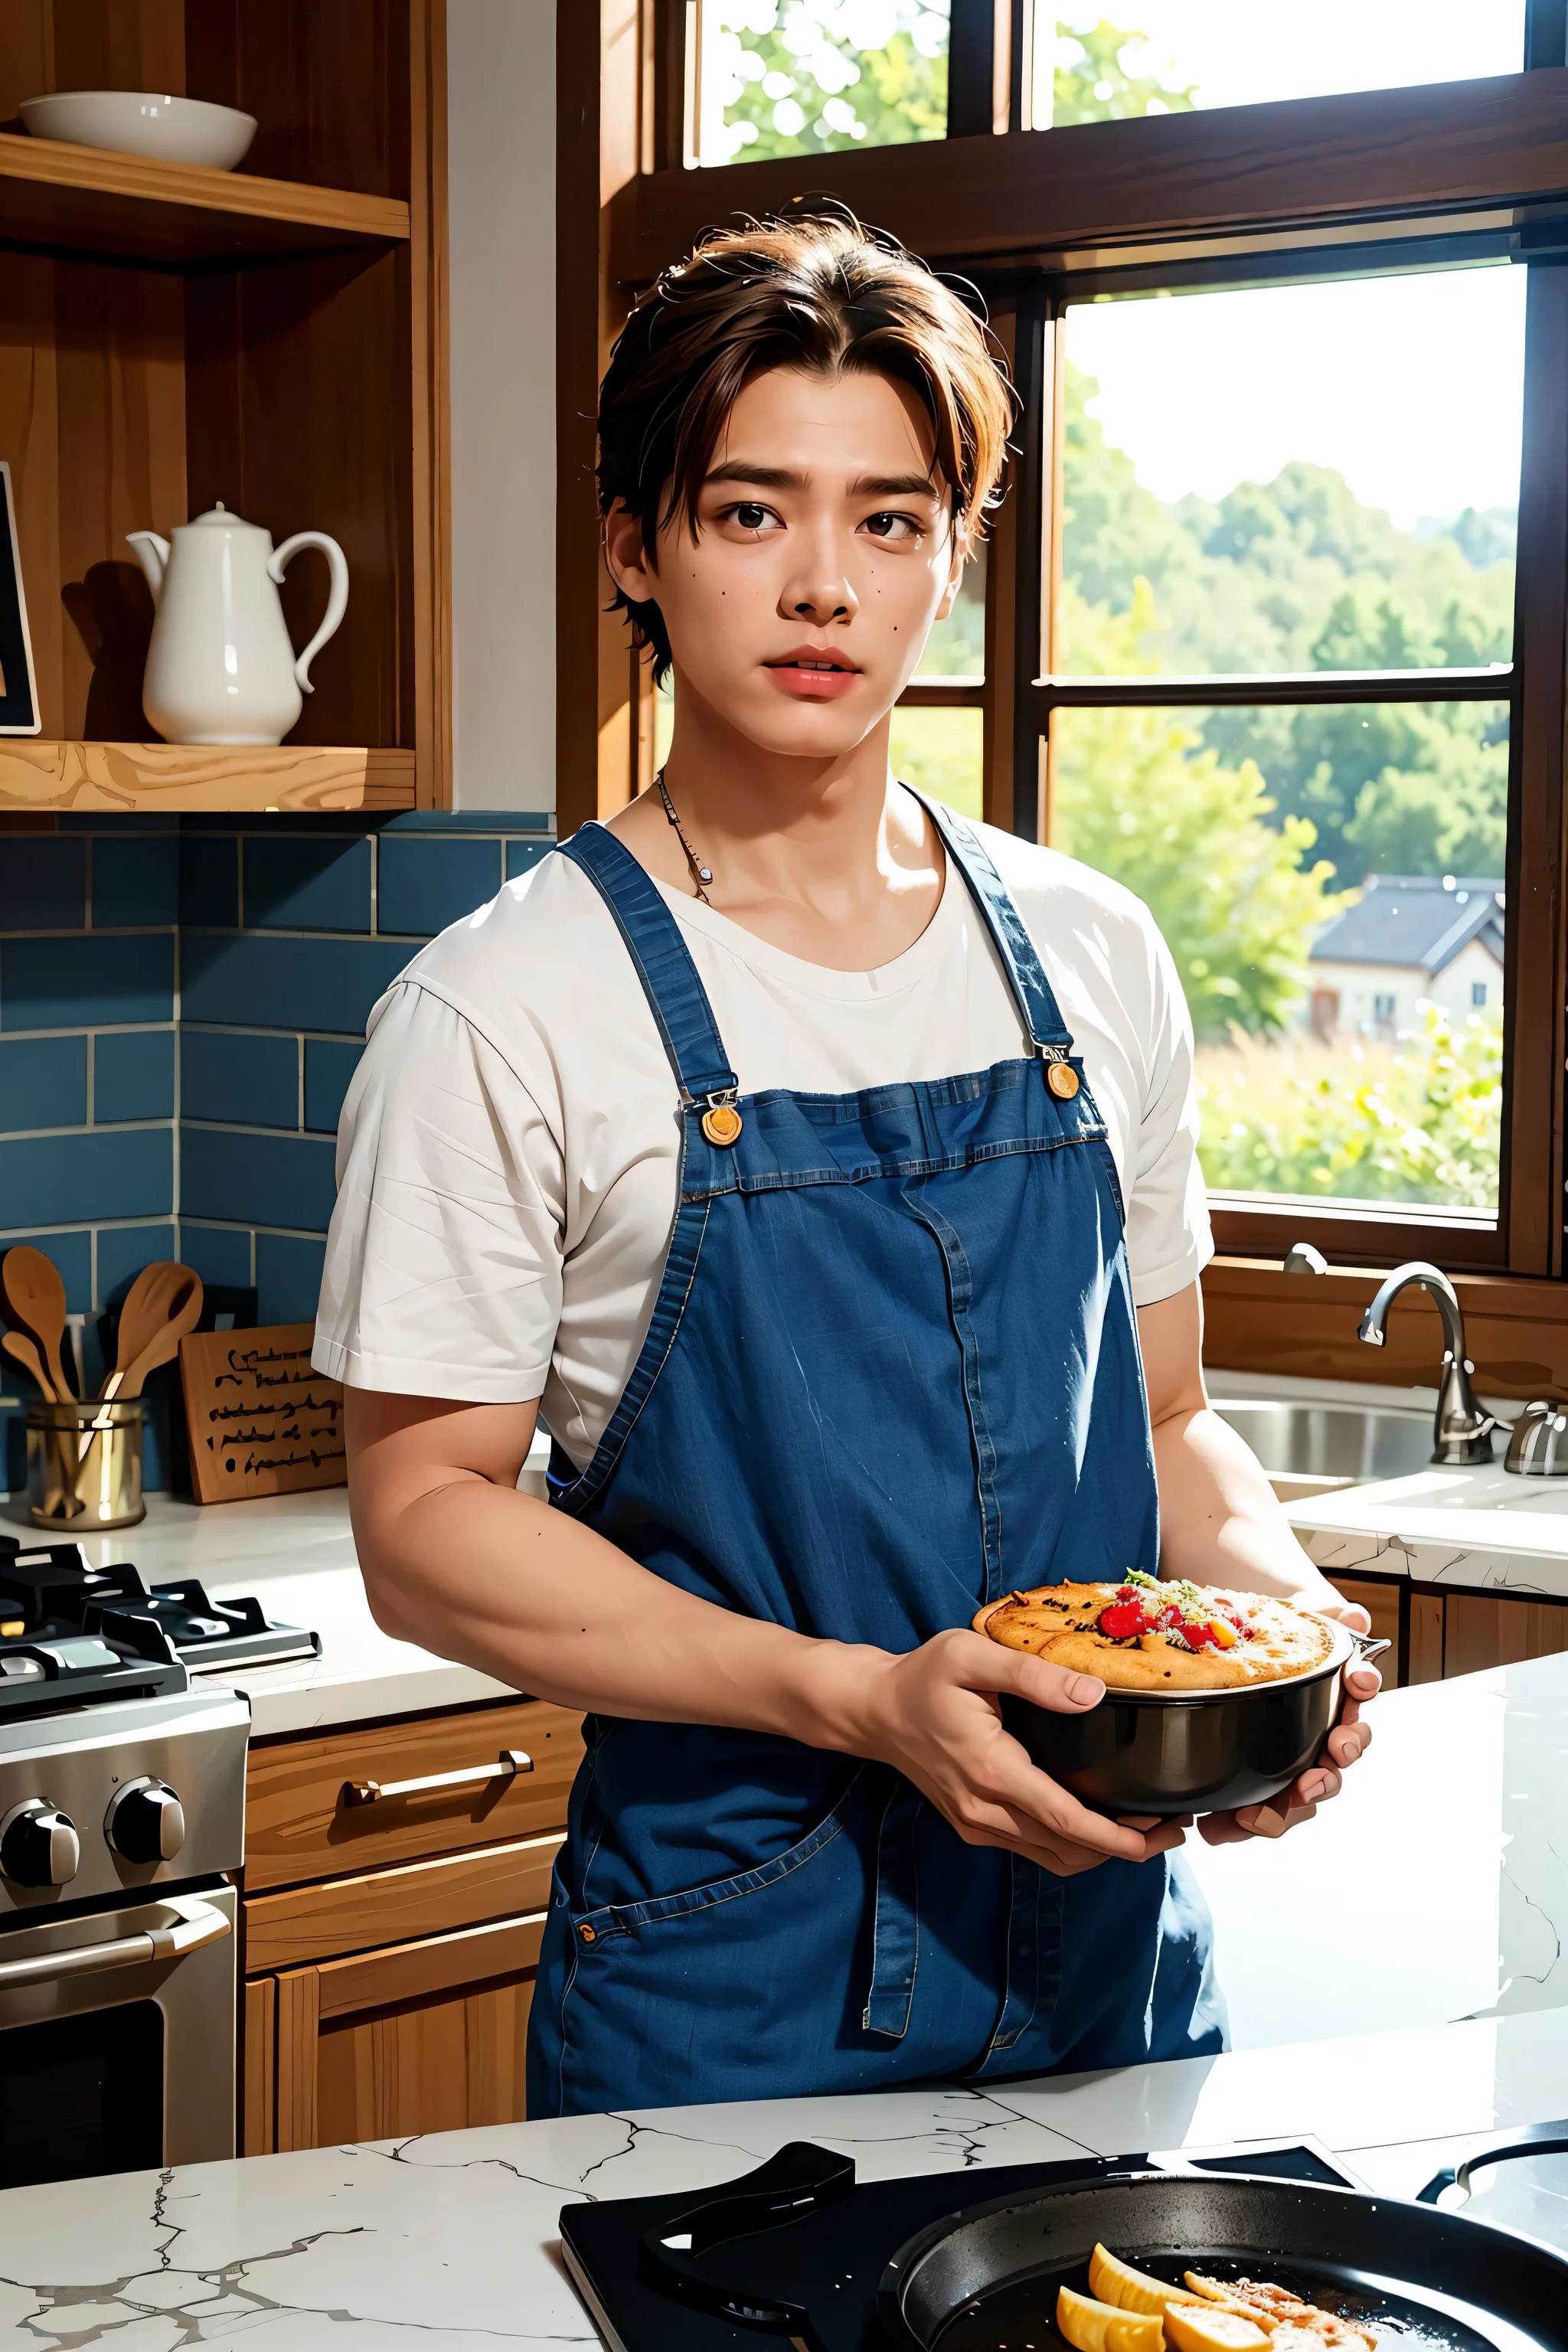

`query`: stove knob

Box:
[0,1799,80,1887]
[105,1778,185,1866]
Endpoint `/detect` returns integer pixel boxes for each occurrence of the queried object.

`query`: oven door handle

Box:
[0,1896,231,1990]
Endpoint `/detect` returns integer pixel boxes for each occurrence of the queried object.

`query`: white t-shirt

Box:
[314,818,1213,1471]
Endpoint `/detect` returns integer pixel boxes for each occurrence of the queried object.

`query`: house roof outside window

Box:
[1309,874,1504,977]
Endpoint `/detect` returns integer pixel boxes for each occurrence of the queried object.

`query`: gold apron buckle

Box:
[701,1102,743,1146]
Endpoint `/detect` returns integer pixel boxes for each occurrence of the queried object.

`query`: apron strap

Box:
[557,824,740,1103]
[914,794,1075,1058]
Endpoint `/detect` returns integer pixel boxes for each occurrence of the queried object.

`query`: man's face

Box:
[606,364,967,759]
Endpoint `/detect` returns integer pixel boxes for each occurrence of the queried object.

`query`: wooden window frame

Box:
[565,2,1568,1370]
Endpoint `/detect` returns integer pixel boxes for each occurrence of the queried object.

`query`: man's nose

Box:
[779,544,858,626]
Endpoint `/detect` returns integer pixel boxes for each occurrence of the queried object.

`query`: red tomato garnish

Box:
[1097,1601,1147,1641]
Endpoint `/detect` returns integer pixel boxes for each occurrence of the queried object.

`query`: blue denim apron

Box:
[527,799,1224,2117]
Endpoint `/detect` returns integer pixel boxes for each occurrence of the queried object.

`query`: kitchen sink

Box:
[1211,1399,1435,1488]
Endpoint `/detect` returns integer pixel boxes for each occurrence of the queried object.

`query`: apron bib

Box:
[526,799,1225,2116]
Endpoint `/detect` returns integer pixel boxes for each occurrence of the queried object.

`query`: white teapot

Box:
[126,504,348,746]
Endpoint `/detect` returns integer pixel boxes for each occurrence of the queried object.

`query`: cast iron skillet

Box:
[878,2169,1567,2350]
[1001,1622,1390,1817]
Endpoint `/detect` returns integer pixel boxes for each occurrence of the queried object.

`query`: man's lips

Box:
[763,648,862,701]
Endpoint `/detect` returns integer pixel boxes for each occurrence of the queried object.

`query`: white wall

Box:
[446,0,557,813]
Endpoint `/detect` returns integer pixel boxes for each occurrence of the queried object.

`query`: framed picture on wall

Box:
[0,461,40,735]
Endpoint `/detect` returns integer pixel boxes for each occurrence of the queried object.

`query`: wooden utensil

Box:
[1,1245,72,1400]
[2,1328,58,1402]
[103,1267,204,1403]
[100,1261,188,1400]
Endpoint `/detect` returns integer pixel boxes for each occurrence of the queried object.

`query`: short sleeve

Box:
[312,980,566,1401]
[1125,926,1214,1309]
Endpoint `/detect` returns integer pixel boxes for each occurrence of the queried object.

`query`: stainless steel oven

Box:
[0,1677,249,2191]
[0,1882,237,2187]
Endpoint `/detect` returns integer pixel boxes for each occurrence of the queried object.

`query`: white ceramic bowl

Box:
[20,91,258,173]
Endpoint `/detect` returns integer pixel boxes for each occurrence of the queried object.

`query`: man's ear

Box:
[604,501,658,601]
[932,522,972,624]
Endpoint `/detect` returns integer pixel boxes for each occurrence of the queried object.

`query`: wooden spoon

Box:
[2,1245,72,1401]
[2,1328,59,1402]
[103,1267,204,1403]
[100,1261,188,1400]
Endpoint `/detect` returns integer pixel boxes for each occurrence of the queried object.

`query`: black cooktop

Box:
[560,2137,1366,2352]
[0,1538,318,1720]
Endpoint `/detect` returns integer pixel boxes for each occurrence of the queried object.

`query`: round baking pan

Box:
[1001,1623,1387,1818]
[877,2168,1567,2351]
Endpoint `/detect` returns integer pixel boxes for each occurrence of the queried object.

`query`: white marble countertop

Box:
[1,2005,1565,2348]
[1187,1649,1568,2049]
[1290,1463,1568,1599]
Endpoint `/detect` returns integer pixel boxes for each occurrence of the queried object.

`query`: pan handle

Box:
[639,2140,854,2325]
[1416,2128,1568,2206]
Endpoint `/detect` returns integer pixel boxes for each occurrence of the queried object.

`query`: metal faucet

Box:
[1357,1260,1496,1465]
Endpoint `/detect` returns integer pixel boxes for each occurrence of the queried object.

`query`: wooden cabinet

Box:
[0,0,447,812]
[240,1699,583,2154]
[1439,1591,1568,1677]
[253,1913,547,2151]
[1391,1586,1568,1685]
[244,1698,584,1889]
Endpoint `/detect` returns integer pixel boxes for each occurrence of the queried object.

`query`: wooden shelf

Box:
[0,741,416,814]
[0,132,410,268]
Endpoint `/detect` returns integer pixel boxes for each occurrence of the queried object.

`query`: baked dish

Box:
[972,1569,1336,1692]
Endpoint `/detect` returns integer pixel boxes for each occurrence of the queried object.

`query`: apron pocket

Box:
[557,1766,887,2109]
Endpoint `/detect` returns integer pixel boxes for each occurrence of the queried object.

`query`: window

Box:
[607,0,1568,1283]
[698,0,951,164]
[1049,264,1524,1223]
[1034,3,1528,132]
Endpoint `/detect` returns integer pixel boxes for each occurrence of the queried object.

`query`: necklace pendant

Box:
[698,866,713,884]
[701,1102,743,1147]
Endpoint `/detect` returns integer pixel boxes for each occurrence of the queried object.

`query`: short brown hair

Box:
[598,208,1014,682]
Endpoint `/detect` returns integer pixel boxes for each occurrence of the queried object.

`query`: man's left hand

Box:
[1197,1599,1379,1847]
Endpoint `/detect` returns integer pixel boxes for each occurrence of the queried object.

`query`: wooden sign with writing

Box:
[178,1322,346,1504]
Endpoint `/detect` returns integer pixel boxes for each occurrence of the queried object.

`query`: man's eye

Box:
[864,511,919,542]
[733,502,774,531]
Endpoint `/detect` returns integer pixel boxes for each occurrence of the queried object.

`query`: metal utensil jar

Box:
[24,1398,144,1530]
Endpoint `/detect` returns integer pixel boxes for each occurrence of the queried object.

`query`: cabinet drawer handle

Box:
[342,1748,534,1808]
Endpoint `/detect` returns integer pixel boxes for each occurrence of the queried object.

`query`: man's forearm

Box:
[1151,1403,1344,1609]
[353,1452,881,1749]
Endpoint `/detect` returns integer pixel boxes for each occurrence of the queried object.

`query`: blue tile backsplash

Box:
[0,810,553,1492]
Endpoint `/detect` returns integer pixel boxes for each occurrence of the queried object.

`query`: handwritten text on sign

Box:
[178,1321,346,1504]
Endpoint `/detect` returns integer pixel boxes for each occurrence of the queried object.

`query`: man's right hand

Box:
[819,1628,1189,1877]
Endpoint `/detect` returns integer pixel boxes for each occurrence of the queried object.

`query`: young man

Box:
[317,213,1376,2120]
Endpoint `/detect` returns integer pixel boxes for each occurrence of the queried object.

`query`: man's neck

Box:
[609,693,946,974]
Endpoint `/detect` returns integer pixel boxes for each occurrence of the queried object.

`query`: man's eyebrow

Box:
[701,462,942,500]
[703,462,806,490]
[848,471,942,500]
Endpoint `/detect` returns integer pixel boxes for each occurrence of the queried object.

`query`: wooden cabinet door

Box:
[270,1911,547,2150]
[1407,1591,1445,1684]
[1442,1592,1568,1677]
